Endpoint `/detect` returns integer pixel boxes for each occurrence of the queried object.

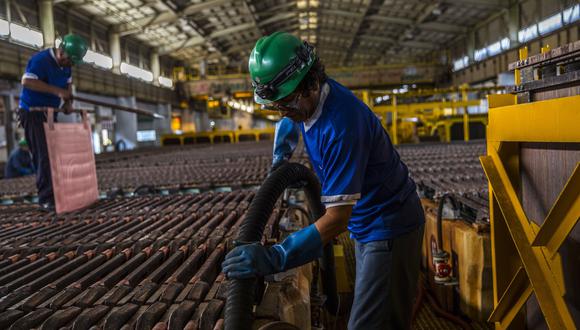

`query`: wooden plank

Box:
[519,143,580,327]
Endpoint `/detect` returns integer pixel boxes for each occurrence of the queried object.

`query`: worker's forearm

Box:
[22,78,65,97]
[314,206,352,244]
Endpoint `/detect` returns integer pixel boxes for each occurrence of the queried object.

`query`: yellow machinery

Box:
[358,87,497,144]
[481,44,580,328]
[161,128,275,146]
[207,98,231,119]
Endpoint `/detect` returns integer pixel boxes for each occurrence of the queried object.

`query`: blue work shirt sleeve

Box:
[320,130,368,205]
[23,56,47,81]
[272,117,300,166]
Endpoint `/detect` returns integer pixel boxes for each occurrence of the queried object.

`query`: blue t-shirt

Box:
[19,49,71,111]
[301,79,422,242]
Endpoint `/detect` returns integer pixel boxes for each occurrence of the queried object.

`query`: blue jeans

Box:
[348,194,425,330]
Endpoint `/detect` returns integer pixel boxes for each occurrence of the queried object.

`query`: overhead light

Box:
[9,23,43,48]
[120,62,154,82]
[158,76,173,88]
[83,50,113,69]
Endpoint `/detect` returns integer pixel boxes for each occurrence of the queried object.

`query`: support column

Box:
[461,85,470,142]
[109,32,121,74]
[392,95,398,145]
[507,1,520,46]
[151,51,160,86]
[3,92,15,157]
[467,30,476,63]
[200,59,207,78]
[115,96,138,150]
[154,103,171,144]
[39,0,55,48]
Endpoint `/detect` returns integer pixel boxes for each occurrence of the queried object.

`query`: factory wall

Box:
[452,24,579,85]
[0,0,177,105]
[0,40,176,105]
[450,0,579,85]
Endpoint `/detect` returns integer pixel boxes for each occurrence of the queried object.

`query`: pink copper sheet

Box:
[44,110,98,214]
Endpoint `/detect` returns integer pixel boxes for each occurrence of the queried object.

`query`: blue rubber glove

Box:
[272,118,300,170]
[222,224,323,279]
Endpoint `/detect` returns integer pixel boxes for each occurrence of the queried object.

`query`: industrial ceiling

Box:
[58,0,506,68]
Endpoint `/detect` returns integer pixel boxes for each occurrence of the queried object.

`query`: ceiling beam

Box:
[210,22,257,39]
[368,14,467,34]
[377,2,443,62]
[318,28,358,40]
[419,21,467,34]
[160,12,297,56]
[114,0,232,35]
[442,0,507,9]
[367,15,413,26]
[160,19,265,55]
[241,0,263,35]
[341,0,378,66]
[320,9,364,19]
[400,40,440,49]
[259,12,297,27]
[359,34,396,44]
[257,2,296,16]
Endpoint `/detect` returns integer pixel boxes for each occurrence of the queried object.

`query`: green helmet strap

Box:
[253,41,315,100]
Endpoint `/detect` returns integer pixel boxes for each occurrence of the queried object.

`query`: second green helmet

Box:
[60,34,88,65]
[249,32,316,104]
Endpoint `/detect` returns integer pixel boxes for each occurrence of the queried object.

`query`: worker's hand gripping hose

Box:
[224,162,338,330]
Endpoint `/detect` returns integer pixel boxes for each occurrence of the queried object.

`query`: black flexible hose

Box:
[224,162,339,330]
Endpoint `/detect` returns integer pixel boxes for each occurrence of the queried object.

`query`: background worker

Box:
[4,138,35,179]
[18,34,88,210]
[222,32,425,329]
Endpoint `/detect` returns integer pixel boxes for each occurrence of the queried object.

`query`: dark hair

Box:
[295,57,327,97]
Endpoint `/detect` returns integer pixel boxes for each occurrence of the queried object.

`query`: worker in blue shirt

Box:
[222,32,425,329]
[4,138,35,179]
[18,34,87,210]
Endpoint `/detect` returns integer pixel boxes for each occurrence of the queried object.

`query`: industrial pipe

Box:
[224,162,338,330]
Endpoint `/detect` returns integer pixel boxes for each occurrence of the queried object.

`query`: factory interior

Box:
[0,0,579,329]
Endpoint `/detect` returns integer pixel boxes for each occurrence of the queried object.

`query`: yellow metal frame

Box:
[161,128,275,146]
[373,98,481,144]
[433,114,487,143]
[481,93,580,329]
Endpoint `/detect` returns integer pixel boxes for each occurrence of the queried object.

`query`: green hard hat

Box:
[249,32,316,104]
[18,138,27,147]
[60,34,88,65]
